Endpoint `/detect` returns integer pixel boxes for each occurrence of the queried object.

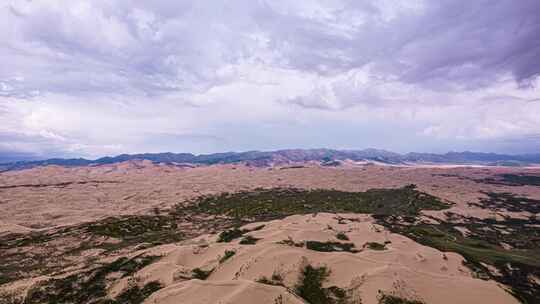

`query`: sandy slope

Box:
[147,280,305,304]
[0,220,32,235]
[109,213,519,304]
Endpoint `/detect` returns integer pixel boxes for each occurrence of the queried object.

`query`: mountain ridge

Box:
[2,149,540,172]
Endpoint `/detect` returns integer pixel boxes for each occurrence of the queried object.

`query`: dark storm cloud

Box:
[389,1,540,87]
[267,0,540,88]
[2,0,539,98]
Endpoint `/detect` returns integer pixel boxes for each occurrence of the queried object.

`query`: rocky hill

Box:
[2,149,540,172]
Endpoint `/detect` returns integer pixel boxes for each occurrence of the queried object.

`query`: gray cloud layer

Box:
[1,0,539,159]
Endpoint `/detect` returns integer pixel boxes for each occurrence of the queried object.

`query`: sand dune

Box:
[113,213,520,304]
[1,161,539,232]
[146,279,304,304]
[1,162,537,303]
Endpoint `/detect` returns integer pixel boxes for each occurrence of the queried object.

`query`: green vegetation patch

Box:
[192,267,214,280]
[305,241,358,253]
[218,225,266,243]
[86,215,184,245]
[498,174,540,186]
[277,238,358,253]
[365,242,387,251]
[0,249,62,286]
[24,254,161,304]
[179,185,451,222]
[0,290,23,304]
[217,228,246,242]
[375,214,540,303]
[378,294,424,304]
[239,235,261,245]
[442,173,540,187]
[277,238,305,247]
[0,215,184,286]
[0,231,57,248]
[257,271,285,287]
[219,250,236,264]
[469,192,540,214]
[336,232,349,241]
[477,174,540,187]
[294,262,351,304]
[461,217,539,250]
[112,280,163,304]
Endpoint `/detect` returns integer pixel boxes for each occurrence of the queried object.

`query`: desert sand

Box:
[1,161,539,232]
[116,213,518,304]
[1,161,538,303]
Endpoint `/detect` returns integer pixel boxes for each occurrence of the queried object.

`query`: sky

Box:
[1,0,540,161]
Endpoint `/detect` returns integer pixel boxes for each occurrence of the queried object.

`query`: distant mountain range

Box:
[1,149,540,172]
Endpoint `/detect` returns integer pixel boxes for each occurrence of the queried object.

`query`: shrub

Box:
[239,235,260,245]
[378,293,424,304]
[336,232,349,241]
[219,250,236,263]
[192,267,213,280]
[23,255,161,304]
[217,228,245,243]
[365,242,387,251]
[277,237,304,247]
[257,271,284,286]
[294,263,332,304]
[306,241,357,253]
[114,280,163,304]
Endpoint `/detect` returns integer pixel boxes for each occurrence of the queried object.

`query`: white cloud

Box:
[0,0,539,158]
